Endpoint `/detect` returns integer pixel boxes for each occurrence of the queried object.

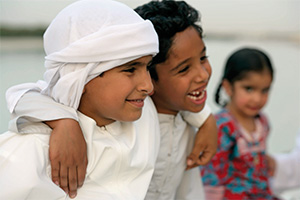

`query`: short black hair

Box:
[135,0,202,81]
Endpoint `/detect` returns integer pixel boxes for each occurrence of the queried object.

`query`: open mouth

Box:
[187,89,206,101]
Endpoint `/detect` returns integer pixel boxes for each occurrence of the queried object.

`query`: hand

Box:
[47,119,88,199]
[186,114,218,170]
[266,154,276,177]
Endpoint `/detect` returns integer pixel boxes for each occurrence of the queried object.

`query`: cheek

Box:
[205,62,212,78]
[235,93,249,106]
[261,94,270,105]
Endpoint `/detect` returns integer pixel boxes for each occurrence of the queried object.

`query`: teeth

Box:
[191,91,200,95]
[188,90,205,100]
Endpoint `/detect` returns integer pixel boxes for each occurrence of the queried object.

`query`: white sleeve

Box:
[9,91,78,133]
[270,130,300,193]
[180,104,211,128]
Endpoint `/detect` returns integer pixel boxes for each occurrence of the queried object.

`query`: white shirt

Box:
[9,92,211,199]
[145,113,205,200]
[270,129,300,194]
[0,97,160,200]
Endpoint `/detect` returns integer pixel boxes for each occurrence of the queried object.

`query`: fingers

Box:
[51,160,60,186]
[197,150,213,165]
[59,164,69,194]
[52,161,83,199]
[68,167,78,199]
[186,143,205,170]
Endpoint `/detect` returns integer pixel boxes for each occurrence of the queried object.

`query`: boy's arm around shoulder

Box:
[9,91,87,199]
[181,104,218,169]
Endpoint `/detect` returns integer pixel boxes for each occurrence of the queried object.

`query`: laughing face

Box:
[151,26,212,115]
[78,55,153,126]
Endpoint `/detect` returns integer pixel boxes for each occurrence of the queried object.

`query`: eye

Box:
[245,86,253,92]
[200,55,209,63]
[262,88,270,94]
[122,67,136,73]
[178,66,190,73]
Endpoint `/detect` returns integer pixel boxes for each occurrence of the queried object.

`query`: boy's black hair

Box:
[135,0,202,81]
[215,47,274,107]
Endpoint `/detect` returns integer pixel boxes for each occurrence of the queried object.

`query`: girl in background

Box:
[201,47,279,199]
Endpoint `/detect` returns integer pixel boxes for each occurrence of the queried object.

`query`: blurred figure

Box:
[201,47,279,199]
[267,129,300,195]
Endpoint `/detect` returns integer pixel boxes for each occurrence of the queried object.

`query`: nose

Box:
[252,91,265,104]
[194,62,211,84]
[137,70,154,95]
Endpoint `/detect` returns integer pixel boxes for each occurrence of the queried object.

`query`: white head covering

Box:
[6,0,159,112]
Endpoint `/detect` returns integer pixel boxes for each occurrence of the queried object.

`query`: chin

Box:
[121,112,142,122]
[188,104,205,113]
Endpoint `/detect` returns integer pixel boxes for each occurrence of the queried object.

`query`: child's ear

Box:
[222,79,233,97]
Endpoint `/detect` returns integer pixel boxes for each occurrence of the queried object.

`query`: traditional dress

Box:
[201,109,277,200]
[0,97,160,200]
[2,0,160,199]
[8,91,211,200]
[4,0,210,198]
[145,107,210,200]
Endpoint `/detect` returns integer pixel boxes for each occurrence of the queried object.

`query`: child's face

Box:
[226,70,272,118]
[151,27,211,115]
[78,55,153,126]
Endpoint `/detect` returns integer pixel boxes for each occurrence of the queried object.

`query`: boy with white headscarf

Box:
[0,0,160,199]
[5,0,218,199]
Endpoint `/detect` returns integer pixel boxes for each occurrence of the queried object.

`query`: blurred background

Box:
[1,0,299,198]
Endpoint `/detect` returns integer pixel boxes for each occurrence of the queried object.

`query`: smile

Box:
[187,89,206,101]
[126,99,145,108]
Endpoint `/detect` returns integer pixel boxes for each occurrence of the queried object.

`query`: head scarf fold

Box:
[6,0,159,112]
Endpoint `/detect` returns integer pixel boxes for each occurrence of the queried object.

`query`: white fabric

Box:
[181,104,211,128]
[0,97,160,200]
[9,91,209,199]
[145,112,205,200]
[6,0,158,112]
[270,129,300,194]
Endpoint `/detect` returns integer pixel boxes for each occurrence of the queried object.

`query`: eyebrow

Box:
[124,60,150,67]
[171,46,207,72]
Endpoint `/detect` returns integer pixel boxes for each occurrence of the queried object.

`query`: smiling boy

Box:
[135,1,215,199]
[1,0,161,199]
[5,0,217,199]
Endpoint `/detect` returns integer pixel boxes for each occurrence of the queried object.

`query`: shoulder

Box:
[214,109,238,137]
[214,109,235,128]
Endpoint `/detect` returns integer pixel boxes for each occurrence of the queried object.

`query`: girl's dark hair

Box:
[215,47,274,107]
[135,0,202,81]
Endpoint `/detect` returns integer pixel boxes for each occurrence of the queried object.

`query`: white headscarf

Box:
[6,0,159,112]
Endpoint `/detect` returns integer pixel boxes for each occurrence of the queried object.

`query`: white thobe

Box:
[270,129,300,194]
[145,113,206,200]
[8,92,211,200]
[0,97,160,200]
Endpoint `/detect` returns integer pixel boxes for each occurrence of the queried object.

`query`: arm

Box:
[186,114,218,169]
[181,105,218,169]
[11,92,87,199]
